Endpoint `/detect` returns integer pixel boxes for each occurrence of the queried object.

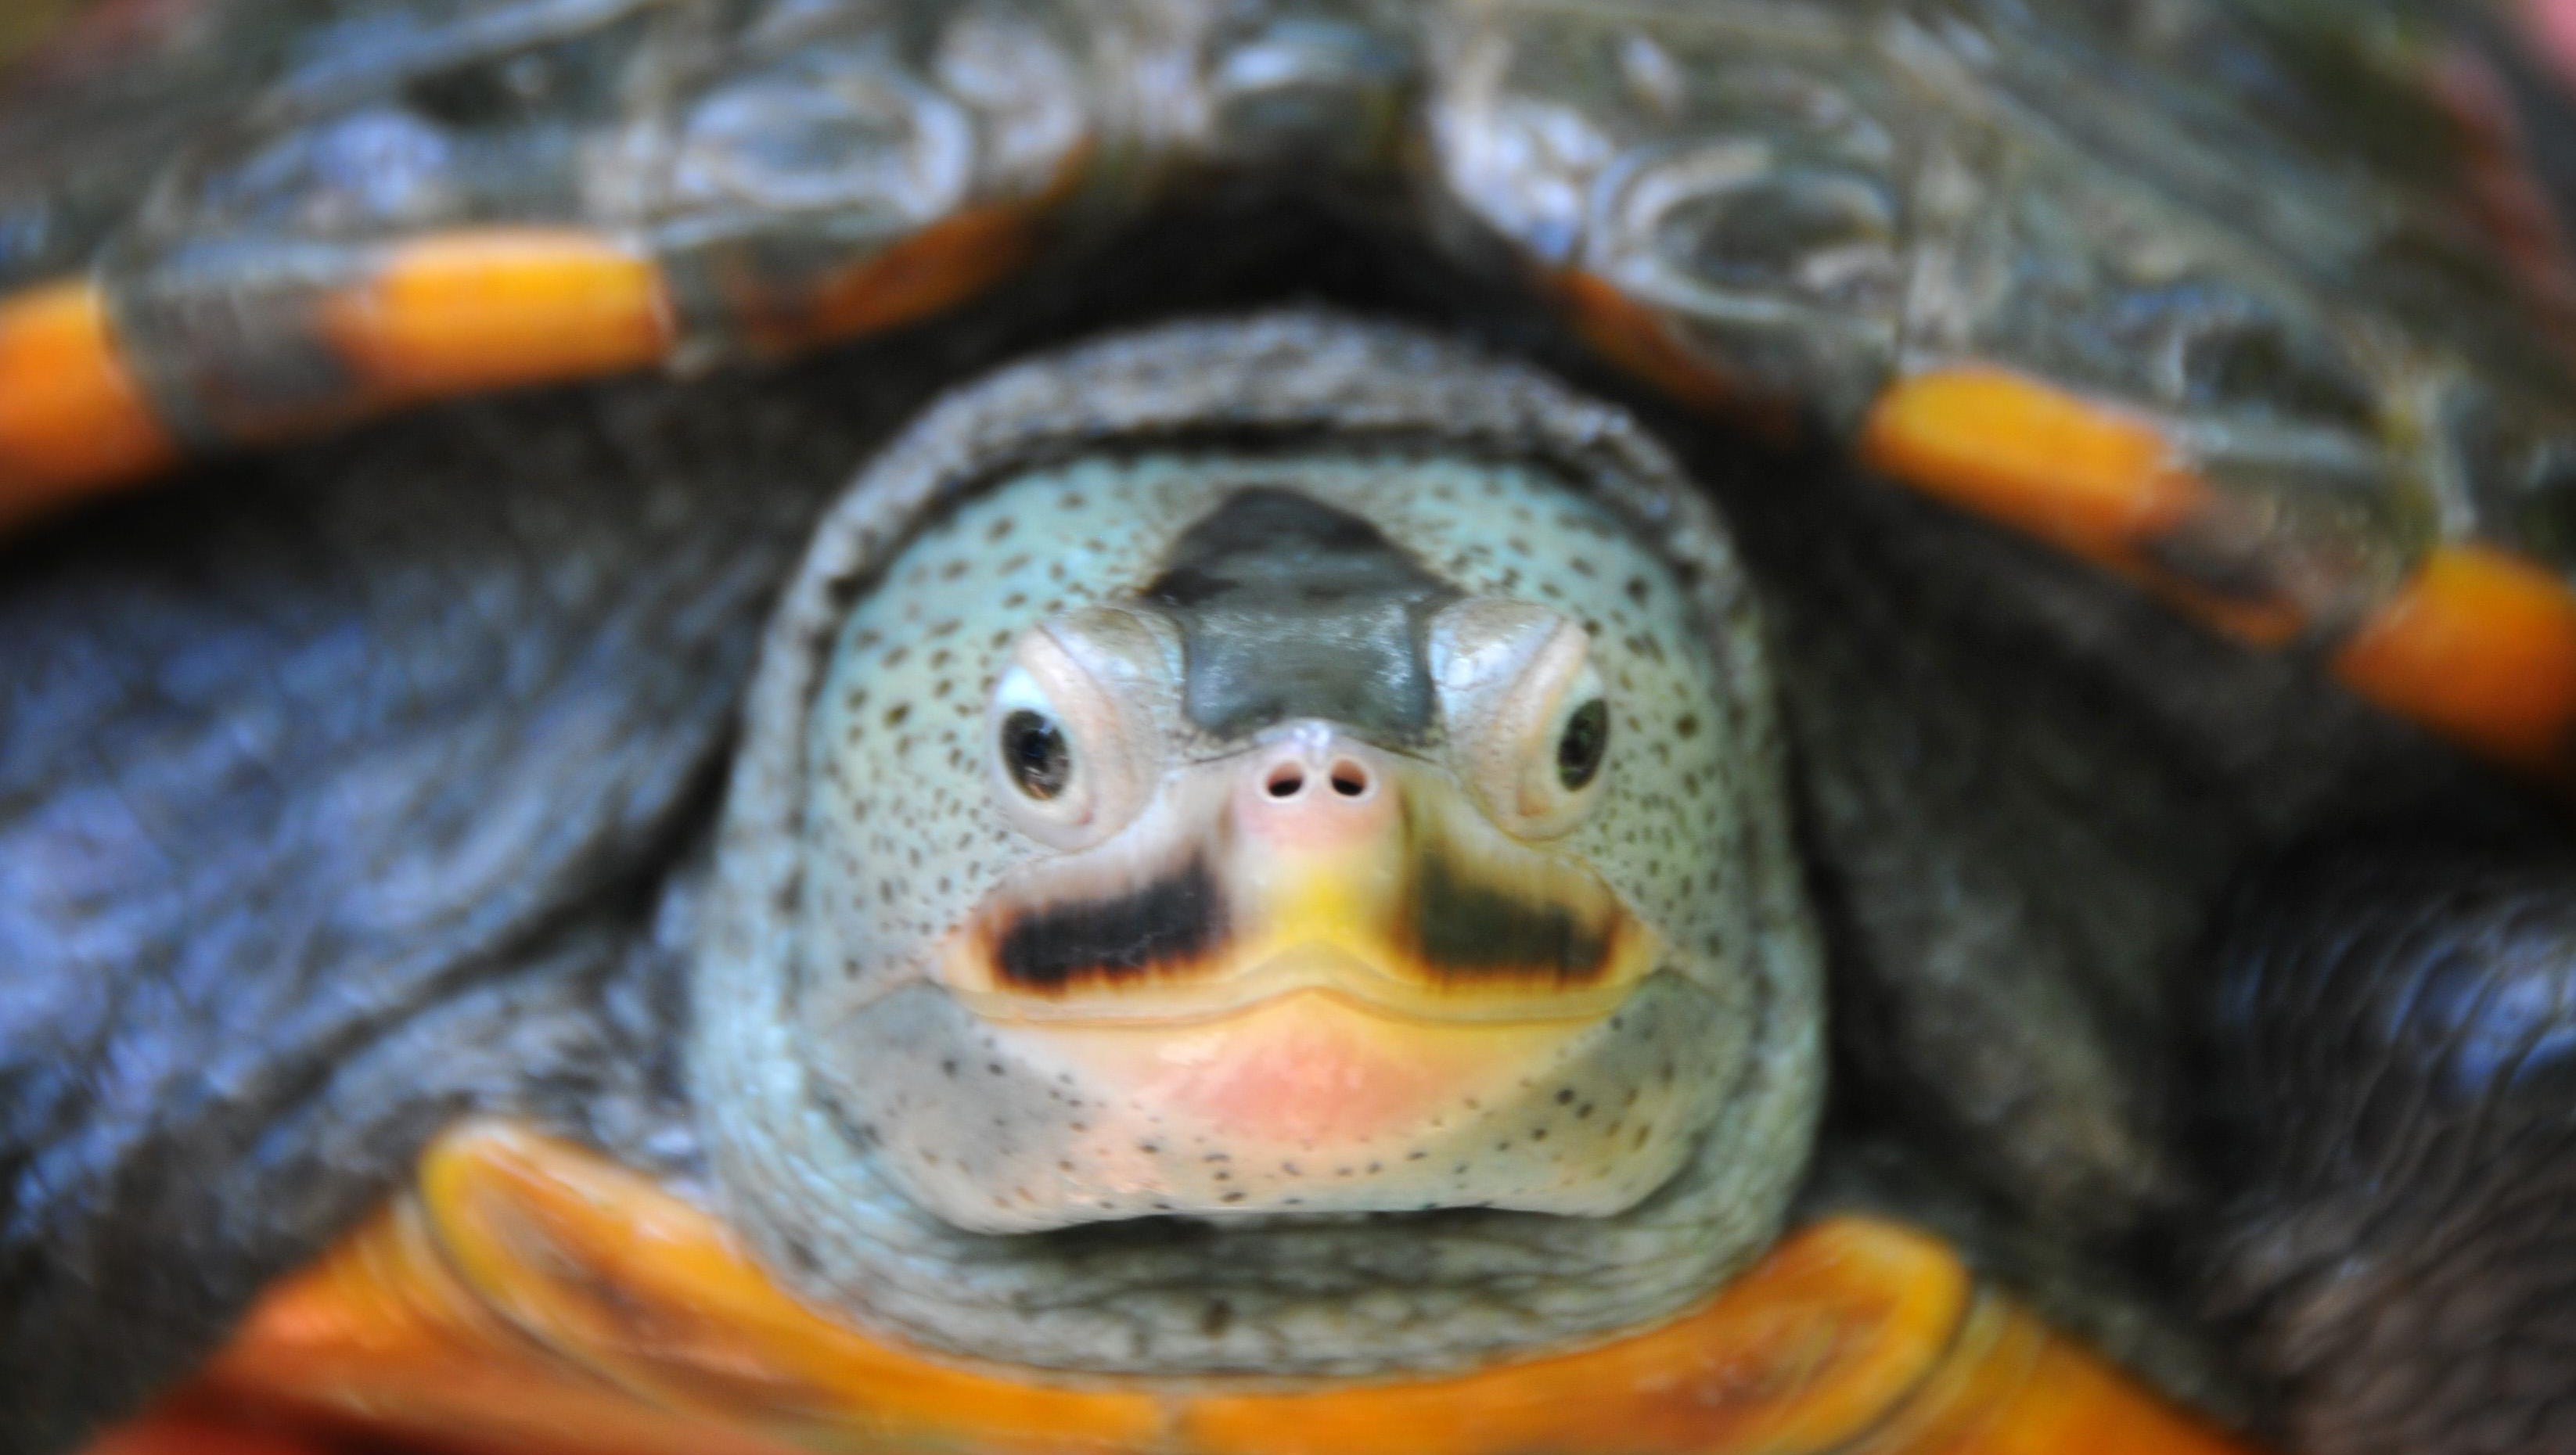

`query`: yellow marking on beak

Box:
[948,761,1659,1026]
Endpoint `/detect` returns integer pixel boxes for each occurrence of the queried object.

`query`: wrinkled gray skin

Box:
[0,194,2546,1455]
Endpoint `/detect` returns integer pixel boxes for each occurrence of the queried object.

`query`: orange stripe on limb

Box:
[0,282,178,526]
[1555,270,1800,443]
[318,230,676,406]
[716,186,1078,357]
[2335,544,2576,786]
[99,1120,2262,1455]
[1859,366,2212,578]
[1864,365,2576,785]
[0,236,669,532]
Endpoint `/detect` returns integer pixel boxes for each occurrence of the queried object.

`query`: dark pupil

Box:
[1002,710,1072,799]
[1556,699,1610,790]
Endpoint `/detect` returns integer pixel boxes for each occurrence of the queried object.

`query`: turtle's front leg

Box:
[2200,833,2576,1455]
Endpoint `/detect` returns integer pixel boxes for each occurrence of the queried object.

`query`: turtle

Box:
[11,2,2576,1454]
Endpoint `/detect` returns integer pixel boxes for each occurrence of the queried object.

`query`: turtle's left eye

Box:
[1430,598,1614,840]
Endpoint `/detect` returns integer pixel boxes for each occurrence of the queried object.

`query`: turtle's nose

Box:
[1235,727,1396,854]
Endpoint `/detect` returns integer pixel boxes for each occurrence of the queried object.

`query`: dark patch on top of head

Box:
[1139,487,1459,742]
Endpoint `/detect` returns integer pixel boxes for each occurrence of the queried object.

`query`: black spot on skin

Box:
[993,857,1229,992]
[1201,1300,1234,1337]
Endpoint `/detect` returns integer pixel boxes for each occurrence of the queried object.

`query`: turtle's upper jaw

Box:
[941,729,1659,1026]
[835,723,1688,1234]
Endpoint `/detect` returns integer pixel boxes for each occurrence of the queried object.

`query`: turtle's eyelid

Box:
[987,623,1160,850]
[994,662,1060,718]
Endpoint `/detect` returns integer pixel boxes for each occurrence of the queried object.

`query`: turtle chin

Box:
[811,972,1716,1235]
[732,965,1808,1379]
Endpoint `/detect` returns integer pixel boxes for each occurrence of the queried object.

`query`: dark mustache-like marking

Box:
[992,856,1229,993]
[1407,852,1614,987]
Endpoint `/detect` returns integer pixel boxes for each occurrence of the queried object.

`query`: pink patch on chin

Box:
[1142,997,1452,1146]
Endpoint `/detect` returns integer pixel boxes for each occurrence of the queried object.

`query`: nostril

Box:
[1265,764,1307,799]
[1328,760,1372,799]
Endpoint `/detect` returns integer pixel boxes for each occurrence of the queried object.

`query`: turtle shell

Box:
[5,4,2576,1453]
[6,0,2576,789]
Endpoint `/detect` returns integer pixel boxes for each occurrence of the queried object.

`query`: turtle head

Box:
[876,487,1685,1229]
[696,317,1821,1378]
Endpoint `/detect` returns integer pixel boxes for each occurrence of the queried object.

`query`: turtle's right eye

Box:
[1001,707,1071,799]
[988,622,1160,850]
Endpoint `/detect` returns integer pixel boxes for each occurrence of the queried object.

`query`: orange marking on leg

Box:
[1556,271,1800,443]
[95,1120,2268,1455]
[717,202,1046,357]
[1860,366,2209,569]
[319,230,675,405]
[2335,544,2576,786]
[1861,365,2325,645]
[1867,365,2576,787]
[0,281,178,526]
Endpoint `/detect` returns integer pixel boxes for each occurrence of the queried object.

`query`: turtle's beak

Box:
[914,722,1675,1222]
[942,723,1659,1026]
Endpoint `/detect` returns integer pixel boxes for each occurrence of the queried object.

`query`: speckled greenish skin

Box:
[694,314,1822,1377]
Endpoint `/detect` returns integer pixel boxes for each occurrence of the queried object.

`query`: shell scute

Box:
[1433,0,2576,785]
[13,0,2576,782]
[0,0,1113,506]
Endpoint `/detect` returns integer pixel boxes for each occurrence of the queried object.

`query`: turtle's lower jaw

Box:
[817,968,1720,1235]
